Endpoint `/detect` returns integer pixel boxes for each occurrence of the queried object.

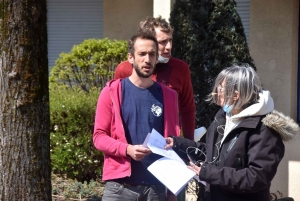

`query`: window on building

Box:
[235,0,250,42]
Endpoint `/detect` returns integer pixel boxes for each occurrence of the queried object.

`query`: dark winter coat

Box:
[172,109,299,201]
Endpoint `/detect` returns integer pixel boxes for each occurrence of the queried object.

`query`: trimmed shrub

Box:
[49,38,128,182]
[50,38,127,92]
[50,84,102,182]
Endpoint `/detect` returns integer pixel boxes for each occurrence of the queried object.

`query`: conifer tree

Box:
[170,0,256,129]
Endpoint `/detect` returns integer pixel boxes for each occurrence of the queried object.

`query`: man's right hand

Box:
[126,145,152,161]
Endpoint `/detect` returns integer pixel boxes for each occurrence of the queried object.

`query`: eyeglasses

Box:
[217,84,225,93]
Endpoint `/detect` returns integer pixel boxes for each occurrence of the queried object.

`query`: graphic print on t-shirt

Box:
[151,104,162,117]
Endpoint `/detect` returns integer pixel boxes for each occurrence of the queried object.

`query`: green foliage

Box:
[52,174,104,200]
[170,0,256,128]
[50,84,102,182]
[50,38,127,92]
[50,38,128,182]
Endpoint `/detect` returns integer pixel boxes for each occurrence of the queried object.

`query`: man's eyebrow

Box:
[138,50,156,53]
[158,38,172,42]
[148,50,156,54]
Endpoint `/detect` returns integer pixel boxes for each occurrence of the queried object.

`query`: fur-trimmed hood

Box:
[262,110,300,141]
[227,90,300,142]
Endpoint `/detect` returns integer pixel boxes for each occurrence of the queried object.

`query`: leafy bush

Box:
[50,84,102,182]
[50,38,127,92]
[49,38,128,182]
[52,174,104,201]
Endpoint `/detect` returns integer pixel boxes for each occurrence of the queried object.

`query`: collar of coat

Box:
[215,109,299,142]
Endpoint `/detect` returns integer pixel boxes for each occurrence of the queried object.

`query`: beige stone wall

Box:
[249,0,299,200]
[103,0,153,40]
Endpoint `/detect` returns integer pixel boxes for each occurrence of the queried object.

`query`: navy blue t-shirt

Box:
[118,78,164,185]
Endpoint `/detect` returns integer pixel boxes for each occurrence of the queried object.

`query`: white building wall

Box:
[153,0,173,22]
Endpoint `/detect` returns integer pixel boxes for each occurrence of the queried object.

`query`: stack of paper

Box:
[143,129,198,196]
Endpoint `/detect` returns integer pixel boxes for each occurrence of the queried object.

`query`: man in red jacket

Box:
[114,16,196,141]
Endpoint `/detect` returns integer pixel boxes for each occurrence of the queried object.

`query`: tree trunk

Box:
[0,0,51,200]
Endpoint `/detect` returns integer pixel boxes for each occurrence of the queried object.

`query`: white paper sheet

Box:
[147,157,196,195]
[144,129,184,164]
[143,129,198,195]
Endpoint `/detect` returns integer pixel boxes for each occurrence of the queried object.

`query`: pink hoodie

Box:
[93,79,181,181]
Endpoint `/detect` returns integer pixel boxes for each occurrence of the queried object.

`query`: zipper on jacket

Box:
[108,87,131,177]
[225,133,240,155]
[108,88,125,132]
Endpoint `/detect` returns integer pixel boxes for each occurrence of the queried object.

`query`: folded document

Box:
[143,129,196,195]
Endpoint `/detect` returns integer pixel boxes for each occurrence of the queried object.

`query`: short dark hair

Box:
[139,16,173,36]
[128,30,158,57]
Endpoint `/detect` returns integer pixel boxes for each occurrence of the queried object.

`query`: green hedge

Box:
[50,38,127,92]
[49,38,128,182]
[50,85,102,182]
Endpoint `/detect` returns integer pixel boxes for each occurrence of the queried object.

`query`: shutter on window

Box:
[235,0,250,42]
[47,0,103,69]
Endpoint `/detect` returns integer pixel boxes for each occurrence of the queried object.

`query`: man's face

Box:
[128,38,158,78]
[155,28,172,58]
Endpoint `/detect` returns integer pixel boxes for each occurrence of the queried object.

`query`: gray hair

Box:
[207,64,262,110]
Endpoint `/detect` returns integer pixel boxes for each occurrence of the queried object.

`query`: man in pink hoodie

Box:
[93,31,180,201]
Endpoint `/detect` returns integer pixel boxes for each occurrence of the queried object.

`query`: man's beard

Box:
[133,63,155,78]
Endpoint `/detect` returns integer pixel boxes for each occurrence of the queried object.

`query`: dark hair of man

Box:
[128,30,159,58]
[139,16,174,36]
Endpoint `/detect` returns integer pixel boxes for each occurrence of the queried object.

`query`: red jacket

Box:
[114,57,196,140]
[93,79,181,181]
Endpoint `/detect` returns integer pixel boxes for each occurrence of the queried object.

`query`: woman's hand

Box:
[188,161,202,176]
[164,137,174,149]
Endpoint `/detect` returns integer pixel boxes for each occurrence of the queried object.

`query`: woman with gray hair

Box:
[165,64,299,201]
